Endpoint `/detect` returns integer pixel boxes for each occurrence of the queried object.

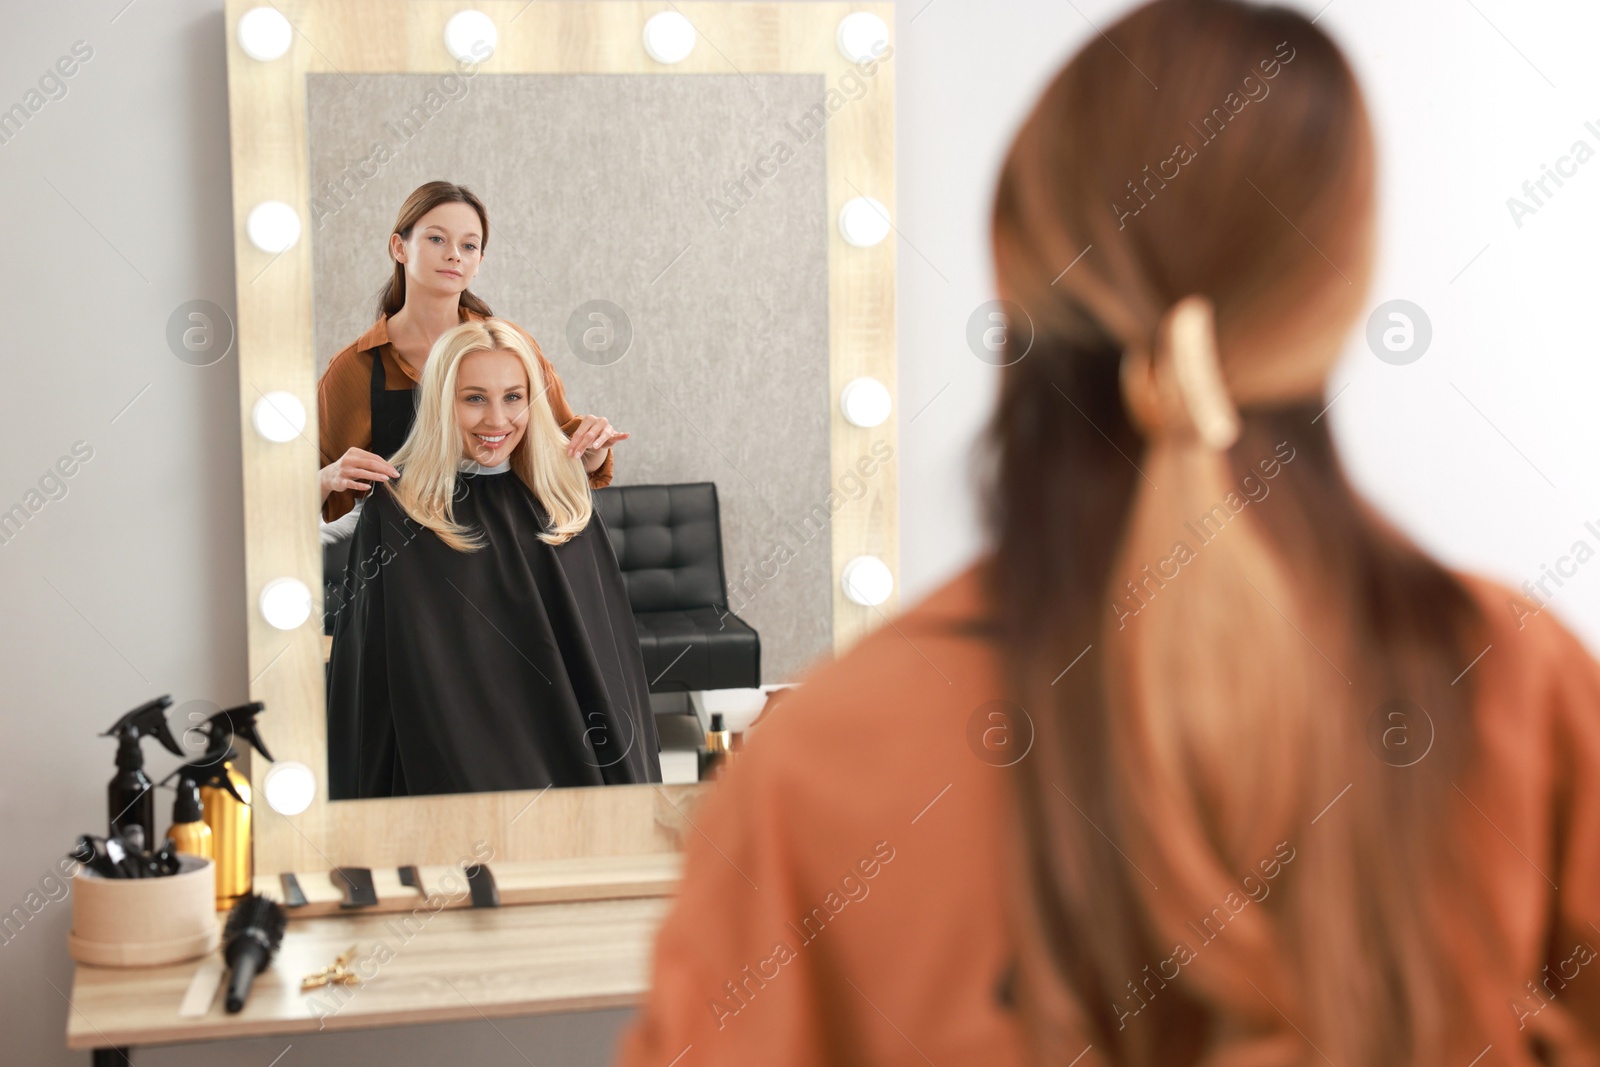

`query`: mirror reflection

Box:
[307,72,837,799]
[322,250,660,796]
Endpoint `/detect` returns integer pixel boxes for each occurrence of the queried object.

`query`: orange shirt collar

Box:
[352,305,488,354]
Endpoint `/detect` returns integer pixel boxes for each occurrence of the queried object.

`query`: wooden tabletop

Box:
[66,894,670,1050]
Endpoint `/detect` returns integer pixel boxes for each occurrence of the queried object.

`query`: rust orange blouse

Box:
[613,561,1600,1066]
[317,307,615,521]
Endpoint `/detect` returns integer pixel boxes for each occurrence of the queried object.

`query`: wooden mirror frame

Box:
[224,0,897,883]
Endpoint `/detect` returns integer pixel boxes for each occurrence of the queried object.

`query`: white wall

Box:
[901,0,1600,648]
[3,0,1597,1063]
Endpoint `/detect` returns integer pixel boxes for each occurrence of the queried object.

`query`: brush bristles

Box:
[224,893,288,952]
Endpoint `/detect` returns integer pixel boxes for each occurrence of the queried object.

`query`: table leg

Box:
[91,1048,132,1066]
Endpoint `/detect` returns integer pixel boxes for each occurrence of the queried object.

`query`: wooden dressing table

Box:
[66,856,683,1064]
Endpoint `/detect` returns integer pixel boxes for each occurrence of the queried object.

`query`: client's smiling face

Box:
[455,349,530,466]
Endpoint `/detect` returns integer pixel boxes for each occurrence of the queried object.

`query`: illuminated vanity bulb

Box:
[839,197,890,248]
[263,760,316,815]
[251,392,306,443]
[246,201,301,254]
[259,578,313,631]
[836,12,889,64]
[444,10,497,62]
[842,556,893,607]
[840,377,892,428]
[643,12,696,64]
[237,7,293,61]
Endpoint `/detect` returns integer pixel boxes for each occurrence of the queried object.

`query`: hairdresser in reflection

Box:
[317,180,625,536]
[615,2,1600,1064]
[326,317,661,797]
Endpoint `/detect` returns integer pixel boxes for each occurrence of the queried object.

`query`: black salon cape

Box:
[326,469,662,798]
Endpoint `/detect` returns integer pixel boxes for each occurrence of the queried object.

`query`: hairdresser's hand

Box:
[319,447,399,503]
[566,415,629,473]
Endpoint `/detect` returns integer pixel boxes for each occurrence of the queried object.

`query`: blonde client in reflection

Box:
[325,318,661,799]
[317,181,623,528]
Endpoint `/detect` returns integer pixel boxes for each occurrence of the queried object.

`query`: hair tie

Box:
[1119,295,1240,451]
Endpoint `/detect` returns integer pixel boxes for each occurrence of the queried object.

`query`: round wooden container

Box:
[69,854,220,967]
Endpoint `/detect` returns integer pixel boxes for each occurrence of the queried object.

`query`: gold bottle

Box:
[702,713,734,779]
[194,702,271,910]
[166,775,214,860]
[203,759,252,909]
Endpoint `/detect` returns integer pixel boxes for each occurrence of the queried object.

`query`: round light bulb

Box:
[841,556,893,607]
[246,201,301,254]
[444,10,497,62]
[237,7,293,61]
[840,377,892,427]
[836,12,889,64]
[251,391,306,443]
[839,196,890,248]
[259,577,312,630]
[263,760,317,815]
[643,12,697,64]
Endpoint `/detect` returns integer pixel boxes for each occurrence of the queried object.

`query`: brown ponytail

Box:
[980,2,1499,1063]
[375,180,494,321]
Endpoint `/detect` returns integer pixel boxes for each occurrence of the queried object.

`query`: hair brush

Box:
[222,892,288,1012]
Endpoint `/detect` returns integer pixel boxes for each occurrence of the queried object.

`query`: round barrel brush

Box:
[222,892,288,1012]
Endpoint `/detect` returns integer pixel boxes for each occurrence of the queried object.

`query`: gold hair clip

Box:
[1160,295,1239,451]
[1122,295,1242,451]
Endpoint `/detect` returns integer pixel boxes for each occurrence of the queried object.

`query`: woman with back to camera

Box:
[326,318,661,798]
[615,1,1600,1064]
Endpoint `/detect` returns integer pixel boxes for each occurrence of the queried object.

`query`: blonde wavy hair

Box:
[388,318,593,550]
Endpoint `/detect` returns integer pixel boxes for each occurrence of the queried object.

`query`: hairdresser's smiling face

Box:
[391,202,483,299]
[456,349,529,466]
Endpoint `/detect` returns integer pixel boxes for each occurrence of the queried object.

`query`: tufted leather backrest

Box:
[592,482,730,613]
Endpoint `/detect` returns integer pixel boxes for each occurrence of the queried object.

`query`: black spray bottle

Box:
[102,696,184,843]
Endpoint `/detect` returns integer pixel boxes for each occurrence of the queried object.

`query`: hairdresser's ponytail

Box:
[981,3,1496,1063]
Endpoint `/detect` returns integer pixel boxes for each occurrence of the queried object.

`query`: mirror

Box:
[226,0,897,877]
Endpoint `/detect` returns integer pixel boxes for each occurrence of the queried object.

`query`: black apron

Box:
[368,347,420,459]
[324,349,418,634]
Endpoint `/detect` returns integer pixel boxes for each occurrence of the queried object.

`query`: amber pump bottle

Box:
[162,758,248,861]
[165,776,213,859]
